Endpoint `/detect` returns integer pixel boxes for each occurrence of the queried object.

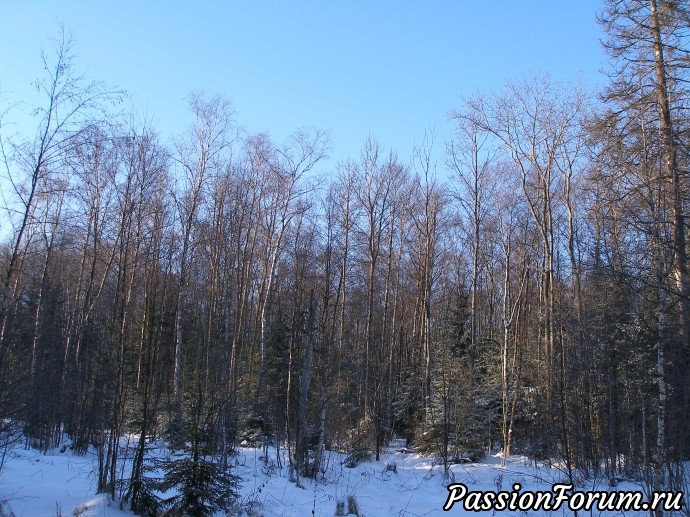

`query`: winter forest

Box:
[1,0,689,515]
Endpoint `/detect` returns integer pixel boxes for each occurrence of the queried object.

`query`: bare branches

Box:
[0,27,125,367]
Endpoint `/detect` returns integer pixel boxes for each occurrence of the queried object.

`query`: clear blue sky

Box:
[1,1,605,169]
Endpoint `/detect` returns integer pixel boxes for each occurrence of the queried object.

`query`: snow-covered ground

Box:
[0,439,667,516]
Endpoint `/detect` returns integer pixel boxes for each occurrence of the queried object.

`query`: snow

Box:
[0,439,660,516]
[0,445,130,516]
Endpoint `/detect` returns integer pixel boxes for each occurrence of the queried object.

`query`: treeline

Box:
[1,0,689,513]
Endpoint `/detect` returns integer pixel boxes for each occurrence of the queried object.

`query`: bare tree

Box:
[171,93,236,420]
[598,1,690,496]
[252,129,328,393]
[455,79,587,465]
[0,28,122,369]
[446,118,496,373]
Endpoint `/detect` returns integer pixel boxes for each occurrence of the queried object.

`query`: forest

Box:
[0,0,689,515]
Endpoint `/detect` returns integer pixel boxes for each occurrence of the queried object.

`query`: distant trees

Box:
[2,9,690,514]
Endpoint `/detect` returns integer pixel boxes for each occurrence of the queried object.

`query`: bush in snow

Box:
[343,446,370,468]
[135,426,241,516]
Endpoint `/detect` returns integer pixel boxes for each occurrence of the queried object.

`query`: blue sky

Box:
[1,1,605,169]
